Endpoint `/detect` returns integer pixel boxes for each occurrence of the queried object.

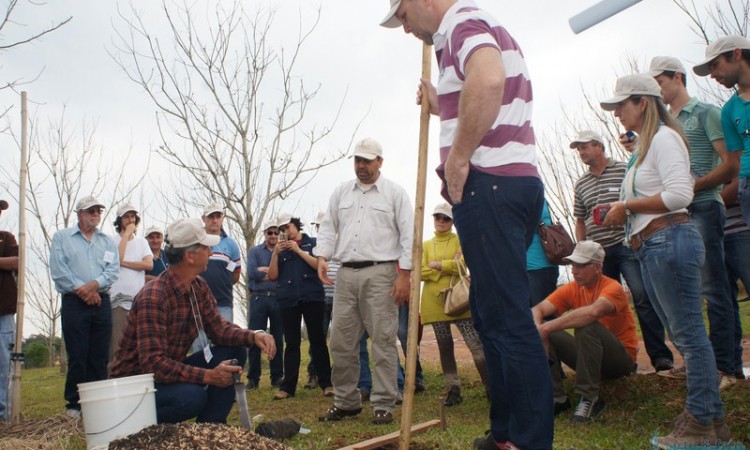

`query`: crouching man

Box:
[532,241,638,423]
[111,218,275,424]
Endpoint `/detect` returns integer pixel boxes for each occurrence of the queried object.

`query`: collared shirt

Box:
[146,250,168,278]
[316,175,414,270]
[432,0,539,183]
[200,229,241,308]
[110,268,252,384]
[247,242,275,292]
[676,97,724,204]
[721,93,750,178]
[574,158,627,249]
[50,224,119,294]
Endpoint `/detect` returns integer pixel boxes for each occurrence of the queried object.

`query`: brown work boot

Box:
[653,410,717,449]
[714,417,732,443]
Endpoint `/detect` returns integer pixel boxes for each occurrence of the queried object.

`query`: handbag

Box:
[537,221,575,265]
[439,258,471,316]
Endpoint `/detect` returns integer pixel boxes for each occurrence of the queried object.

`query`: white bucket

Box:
[78,373,158,450]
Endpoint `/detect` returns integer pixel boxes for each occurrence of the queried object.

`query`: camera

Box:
[279,231,287,242]
[592,205,611,226]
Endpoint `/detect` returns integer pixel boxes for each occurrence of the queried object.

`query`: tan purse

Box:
[440,258,471,317]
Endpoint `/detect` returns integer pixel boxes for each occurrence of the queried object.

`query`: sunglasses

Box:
[433,214,452,222]
[83,208,103,215]
[266,230,279,236]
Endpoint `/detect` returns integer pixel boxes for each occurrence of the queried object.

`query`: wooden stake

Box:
[340,419,442,450]
[398,43,432,450]
[11,91,28,424]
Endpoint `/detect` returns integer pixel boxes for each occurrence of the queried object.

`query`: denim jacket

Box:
[275,234,325,308]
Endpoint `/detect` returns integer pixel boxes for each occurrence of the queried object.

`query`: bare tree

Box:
[1,106,145,367]
[111,0,363,319]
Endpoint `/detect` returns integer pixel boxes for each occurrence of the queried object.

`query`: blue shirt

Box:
[527,201,556,270]
[721,93,750,178]
[247,242,276,292]
[200,229,241,308]
[146,250,168,278]
[50,224,120,294]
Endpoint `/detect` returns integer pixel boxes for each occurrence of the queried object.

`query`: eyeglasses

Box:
[83,208,103,215]
[433,214,452,222]
[266,231,279,236]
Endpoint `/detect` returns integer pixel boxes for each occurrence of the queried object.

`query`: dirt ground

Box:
[415,324,750,376]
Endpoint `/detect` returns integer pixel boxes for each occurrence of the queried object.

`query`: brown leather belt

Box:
[630,213,690,251]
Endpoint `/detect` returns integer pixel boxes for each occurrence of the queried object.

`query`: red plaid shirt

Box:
[111,268,251,384]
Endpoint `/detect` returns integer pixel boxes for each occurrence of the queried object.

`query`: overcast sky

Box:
[0,0,727,333]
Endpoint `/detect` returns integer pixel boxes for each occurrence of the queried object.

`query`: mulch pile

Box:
[108,423,293,450]
[0,414,83,450]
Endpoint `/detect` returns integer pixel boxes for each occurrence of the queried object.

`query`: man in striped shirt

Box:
[382,1,552,448]
[570,130,673,375]
[650,56,740,386]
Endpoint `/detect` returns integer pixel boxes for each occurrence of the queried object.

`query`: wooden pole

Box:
[398,43,432,450]
[11,91,28,424]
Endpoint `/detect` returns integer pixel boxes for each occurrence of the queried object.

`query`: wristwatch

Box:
[623,200,632,216]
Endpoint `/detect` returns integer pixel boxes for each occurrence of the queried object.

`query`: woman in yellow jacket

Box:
[421,203,488,406]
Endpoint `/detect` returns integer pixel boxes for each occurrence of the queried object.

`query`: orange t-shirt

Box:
[546,276,639,362]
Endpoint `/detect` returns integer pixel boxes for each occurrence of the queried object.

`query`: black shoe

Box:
[554,399,572,416]
[271,377,283,387]
[473,431,497,450]
[371,409,393,425]
[653,358,674,372]
[571,396,605,423]
[318,405,362,422]
[414,380,426,393]
[443,386,463,406]
[246,379,259,390]
[304,374,319,390]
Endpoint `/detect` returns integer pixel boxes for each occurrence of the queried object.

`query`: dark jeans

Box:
[154,345,246,424]
[397,303,424,384]
[602,243,672,367]
[549,323,634,400]
[453,172,553,450]
[307,298,333,377]
[279,301,331,395]
[724,229,750,372]
[690,200,736,374]
[61,293,112,410]
[247,293,284,383]
[527,267,559,307]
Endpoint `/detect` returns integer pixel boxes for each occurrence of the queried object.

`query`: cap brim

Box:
[600,93,630,111]
[200,235,220,247]
[569,140,590,149]
[203,209,223,216]
[692,60,712,77]
[81,203,106,210]
[646,69,665,77]
[380,3,401,28]
[350,152,379,160]
[562,254,590,264]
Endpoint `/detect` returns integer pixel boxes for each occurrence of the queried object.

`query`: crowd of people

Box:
[0,1,748,449]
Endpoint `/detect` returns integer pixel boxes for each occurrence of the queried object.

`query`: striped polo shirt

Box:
[676,97,724,204]
[573,158,627,249]
[433,0,538,179]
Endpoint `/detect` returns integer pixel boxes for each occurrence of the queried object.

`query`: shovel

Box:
[229,359,252,430]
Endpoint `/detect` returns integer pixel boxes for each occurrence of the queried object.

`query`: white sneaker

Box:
[719,372,736,391]
[65,408,81,420]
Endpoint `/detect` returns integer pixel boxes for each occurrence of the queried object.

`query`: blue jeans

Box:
[724,229,750,373]
[154,345,246,423]
[61,293,112,410]
[635,221,724,423]
[602,243,672,367]
[689,200,735,374]
[247,293,284,383]
[398,304,424,385]
[0,314,14,420]
[739,177,750,226]
[358,332,404,393]
[453,172,553,450]
[527,267,558,307]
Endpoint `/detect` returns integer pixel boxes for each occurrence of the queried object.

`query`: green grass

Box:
[10,301,750,448]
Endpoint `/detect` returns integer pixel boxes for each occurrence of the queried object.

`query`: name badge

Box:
[226,261,236,271]
[203,345,213,363]
[103,251,115,264]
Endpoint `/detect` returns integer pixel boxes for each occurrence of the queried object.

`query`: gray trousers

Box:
[330,263,398,413]
[549,322,634,401]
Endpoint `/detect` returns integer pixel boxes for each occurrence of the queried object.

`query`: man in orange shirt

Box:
[532,241,638,424]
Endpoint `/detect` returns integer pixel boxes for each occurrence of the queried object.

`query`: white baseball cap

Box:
[116,203,139,218]
[76,195,105,211]
[144,225,163,237]
[569,130,604,149]
[600,74,662,111]
[563,241,605,264]
[647,56,686,77]
[693,35,750,77]
[165,218,220,249]
[380,0,402,28]
[202,202,224,217]
[432,203,453,219]
[350,138,383,161]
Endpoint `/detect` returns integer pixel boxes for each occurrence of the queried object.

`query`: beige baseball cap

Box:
[569,130,604,149]
[76,195,105,211]
[276,213,294,228]
[116,203,139,218]
[202,202,224,217]
[647,56,686,76]
[600,74,662,111]
[144,225,163,237]
[563,241,605,264]
[165,218,220,249]
[380,0,402,28]
[350,138,383,161]
[432,202,453,219]
[693,35,750,77]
